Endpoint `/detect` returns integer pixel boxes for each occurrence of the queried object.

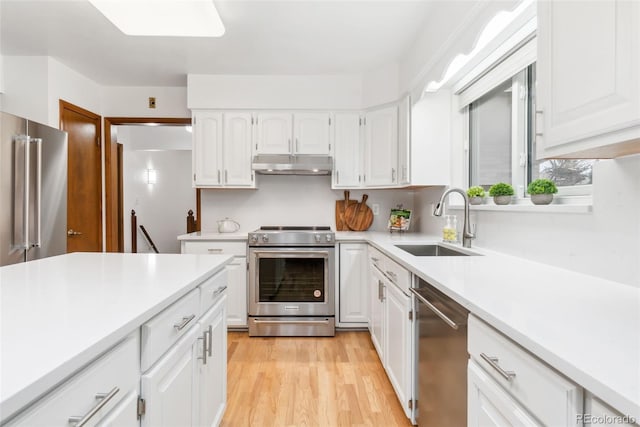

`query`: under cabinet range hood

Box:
[252,154,333,175]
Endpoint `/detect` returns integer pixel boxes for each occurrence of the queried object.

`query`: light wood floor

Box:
[222,331,413,427]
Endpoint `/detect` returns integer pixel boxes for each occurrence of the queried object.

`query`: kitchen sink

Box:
[395,244,478,257]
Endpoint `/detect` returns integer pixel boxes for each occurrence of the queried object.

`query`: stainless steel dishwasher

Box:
[410,278,469,426]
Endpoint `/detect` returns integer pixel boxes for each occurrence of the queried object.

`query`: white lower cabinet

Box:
[468,314,583,426]
[141,326,200,427]
[197,296,227,427]
[181,240,247,328]
[5,334,140,427]
[468,360,539,427]
[583,392,639,427]
[369,265,386,361]
[338,243,369,325]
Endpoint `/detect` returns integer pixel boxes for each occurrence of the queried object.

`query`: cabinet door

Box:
[385,282,412,420]
[397,95,411,186]
[369,266,386,363]
[338,243,368,324]
[223,112,255,187]
[333,112,363,188]
[537,1,640,158]
[141,326,199,427]
[197,296,227,427]
[255,113,292,154]
[226,257,248,328]
[364,106,398,187]
[193,111,223,187]
[293,112,331,154]
[468,360,539,427]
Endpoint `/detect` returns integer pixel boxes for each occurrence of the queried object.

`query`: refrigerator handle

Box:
[33,138,42,248]
[16,135,30,250]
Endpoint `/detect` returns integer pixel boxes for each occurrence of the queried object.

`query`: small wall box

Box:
[388,209,411,231]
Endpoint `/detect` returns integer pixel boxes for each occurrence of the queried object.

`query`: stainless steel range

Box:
[247,226,335,337]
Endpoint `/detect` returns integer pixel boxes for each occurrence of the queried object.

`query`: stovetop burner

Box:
[259,226,331,231]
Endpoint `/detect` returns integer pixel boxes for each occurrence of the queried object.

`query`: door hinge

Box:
[359,118,362,126]
[328,117,332,126]
[409,399,416,410]
[137,397,146,418]
[328,143,331,151]
[408,310,413,321]
[193,173,196,181]
[255,143,258,150]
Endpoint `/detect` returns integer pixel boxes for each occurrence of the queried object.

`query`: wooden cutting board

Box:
[344,194,374,231]
[335,190,357,231]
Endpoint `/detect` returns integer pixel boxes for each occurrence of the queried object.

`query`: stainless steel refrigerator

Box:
[1,111,68,267]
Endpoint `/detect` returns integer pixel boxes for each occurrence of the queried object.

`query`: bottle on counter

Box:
[442,215,458,243]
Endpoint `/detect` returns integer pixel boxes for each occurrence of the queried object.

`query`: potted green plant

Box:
[488,182,514,205]
[527,178,558,205]
[466,186,486,205]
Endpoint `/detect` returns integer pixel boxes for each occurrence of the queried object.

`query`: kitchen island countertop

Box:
[0,252,233,422]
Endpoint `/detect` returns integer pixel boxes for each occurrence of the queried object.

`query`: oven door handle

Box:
[251,250,330,257]
[252,319,331,325]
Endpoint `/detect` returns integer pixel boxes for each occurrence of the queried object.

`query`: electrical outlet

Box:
[372,204,380,215]
[148,97,156,109]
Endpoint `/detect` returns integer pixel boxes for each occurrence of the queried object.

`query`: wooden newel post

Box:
[131,210,137,253]
[187,209,196,233]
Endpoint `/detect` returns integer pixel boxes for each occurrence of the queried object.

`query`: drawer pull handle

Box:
[212,285,228,298]
[173,314,196,331]
[371,257,379,262]
[198,331,208,365]
[68,386,120,426]
[207,324,213,357]
[207,248,223,253]
[480,353,516,381]
[386,270,397,280]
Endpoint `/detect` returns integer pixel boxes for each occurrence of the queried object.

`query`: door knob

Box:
[67,229,83,236]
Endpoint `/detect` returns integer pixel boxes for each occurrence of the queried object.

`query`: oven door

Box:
[248,247,335,317]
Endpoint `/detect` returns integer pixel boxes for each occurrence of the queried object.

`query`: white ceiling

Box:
[0,0,438,86]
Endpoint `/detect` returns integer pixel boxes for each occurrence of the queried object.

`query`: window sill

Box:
[448,196,593,214]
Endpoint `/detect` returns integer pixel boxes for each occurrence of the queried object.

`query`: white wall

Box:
[120,125,195,254]
[48,58,101,125]
[361,63,400,109]
[414,155,640,287]
[188,74,363,110]
[200,175,414,234]
[101,86,189,117]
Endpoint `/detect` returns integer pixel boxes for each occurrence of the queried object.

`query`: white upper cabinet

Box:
[192,111,223,186]
[397,95,411,186]
[192,111,255,188]
[332,112,362,188]
[256,112,332,155]
[293,112,332,154]
[255,113,292,154]
[223,112,255,187]
[537,0,640,158]
[364,105,398,187]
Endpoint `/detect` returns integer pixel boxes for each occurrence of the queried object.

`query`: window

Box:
[468,63,593,199]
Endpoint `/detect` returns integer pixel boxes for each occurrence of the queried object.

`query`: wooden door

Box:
[59,100,102,252]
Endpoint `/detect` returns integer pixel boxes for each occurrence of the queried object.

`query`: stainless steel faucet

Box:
[434,188,475,248]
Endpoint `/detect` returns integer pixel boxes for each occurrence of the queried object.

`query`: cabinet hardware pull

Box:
[535,110,544,136]
[386,270,397,280]
[378,280,384,301]
[173,314,196,331]
[480,353,516,381]
[371,257,379,262]
[217,170,221,184]
[392,168,396,181]
[212,285,227,297]
[224,170,228,183]
[68,387,120,426]
[288,138,292,151]
[253,319,330,325]
[207,248,223,253]
[198,332,208,365]
[207,324,213,357]
[336,170,339,184]
[296,138,299,152]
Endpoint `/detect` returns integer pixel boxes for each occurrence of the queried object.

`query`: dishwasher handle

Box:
[410,287,462,330]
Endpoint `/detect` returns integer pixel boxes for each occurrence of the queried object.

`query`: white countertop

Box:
[338,231,640,420]
[177,229,640,418]
[178,231,248,241]
[0,252,233,421]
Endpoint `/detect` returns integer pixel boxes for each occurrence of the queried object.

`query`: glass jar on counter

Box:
[442,215,458,243]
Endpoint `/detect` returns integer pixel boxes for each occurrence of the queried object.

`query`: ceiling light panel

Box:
[88,0,225,37]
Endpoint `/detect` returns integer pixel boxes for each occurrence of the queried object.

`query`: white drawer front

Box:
[6,334,139,427]
[182,240,246,256]
[383,257,411,294]
[368,246,384,270]
[141,288,200,372]
[468,315,583,427]
[199,269,228,313]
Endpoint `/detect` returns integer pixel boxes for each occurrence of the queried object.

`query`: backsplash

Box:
[200,175,414,233]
